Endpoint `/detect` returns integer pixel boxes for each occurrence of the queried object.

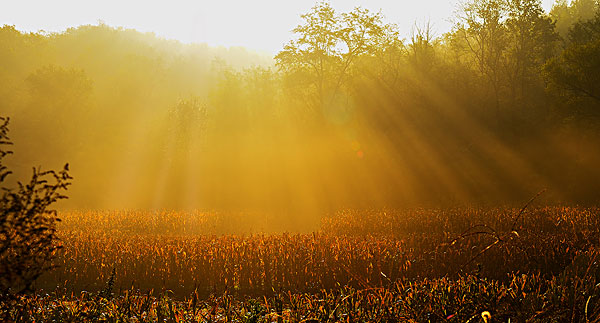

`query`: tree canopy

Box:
[1,0,599,216]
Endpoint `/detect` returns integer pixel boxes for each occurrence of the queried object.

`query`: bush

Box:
[0,116,72,298]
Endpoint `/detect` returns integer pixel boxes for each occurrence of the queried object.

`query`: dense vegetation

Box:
[3,206,599,321]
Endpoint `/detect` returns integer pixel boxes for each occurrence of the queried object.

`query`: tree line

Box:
[1,0,599,215]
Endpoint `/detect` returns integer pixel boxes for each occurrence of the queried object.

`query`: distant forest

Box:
[1,0,599,213]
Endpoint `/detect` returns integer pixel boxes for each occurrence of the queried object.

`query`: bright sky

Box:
[1,0,557,55]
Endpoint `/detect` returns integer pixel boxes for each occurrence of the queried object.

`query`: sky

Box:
[1,0,557,55]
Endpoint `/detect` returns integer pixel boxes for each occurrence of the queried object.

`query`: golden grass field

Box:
[9,206,596,322]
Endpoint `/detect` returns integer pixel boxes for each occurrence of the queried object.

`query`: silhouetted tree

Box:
[504,0,557,108]
[275,2,397,119]
[408,22,437,75]
[544,12,600,108]
[452,0,508,113]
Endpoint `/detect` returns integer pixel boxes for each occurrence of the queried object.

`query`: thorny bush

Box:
[0,116,71,301]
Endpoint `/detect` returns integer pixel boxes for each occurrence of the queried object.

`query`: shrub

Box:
[0,116,72,298]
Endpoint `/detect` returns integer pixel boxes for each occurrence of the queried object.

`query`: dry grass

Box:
[5,207,600,322]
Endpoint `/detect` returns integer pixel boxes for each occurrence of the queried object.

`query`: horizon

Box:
[1,0,556,55]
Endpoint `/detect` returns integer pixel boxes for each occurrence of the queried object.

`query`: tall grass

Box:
[13,207,600,321]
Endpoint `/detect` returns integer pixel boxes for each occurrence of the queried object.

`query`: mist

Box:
[1,0,600,230]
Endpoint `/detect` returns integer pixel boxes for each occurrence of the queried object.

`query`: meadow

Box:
[6,206,599,322]
[3,0,600,321]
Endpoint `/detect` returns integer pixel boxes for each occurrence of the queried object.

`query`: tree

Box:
[550,0,599,38]
[408,22,437,75]
[452,0,508,113]
[275,2,397,119]
[169,97,207,154]
[544,12,600,108]
[0,117,71,300]
[18,65,93,166]
[504,0,557,108]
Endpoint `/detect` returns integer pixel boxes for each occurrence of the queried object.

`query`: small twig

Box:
[450,224,501,245]
[450,231,501,244]
[510,189,546,232]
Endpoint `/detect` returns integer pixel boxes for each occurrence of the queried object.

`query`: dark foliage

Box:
[545,12,600,107]
[0,116,72,300]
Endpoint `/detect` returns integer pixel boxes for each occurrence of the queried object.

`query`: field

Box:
[3,0,600,321]
[5,206,600,322]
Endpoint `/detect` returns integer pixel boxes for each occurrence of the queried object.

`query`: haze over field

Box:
[1,0,600,230]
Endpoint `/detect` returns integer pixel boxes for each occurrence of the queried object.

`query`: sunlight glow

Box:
[0,0,556,54]
[2,0,598,230]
